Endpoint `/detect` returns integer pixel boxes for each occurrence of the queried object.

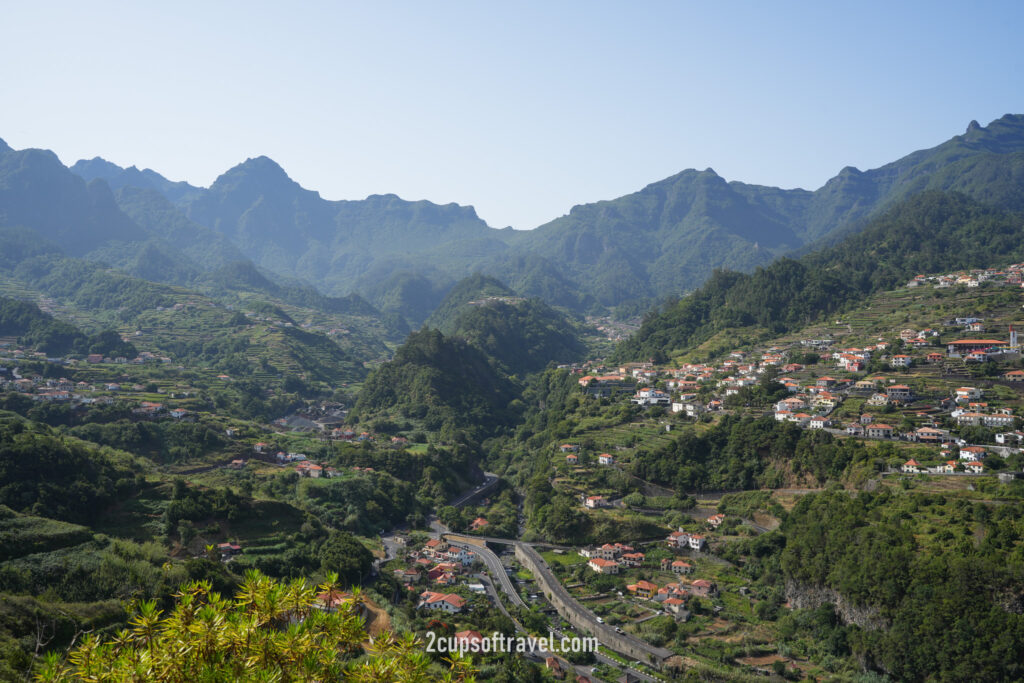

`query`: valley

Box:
[3,116,1024,682]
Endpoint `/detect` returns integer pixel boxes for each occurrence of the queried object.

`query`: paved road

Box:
[474,574,622,682]
[382,474,658,680]
[516,543,671,673]
[447,538,525,608]
[740,518,772,534]
[450,472,499,507]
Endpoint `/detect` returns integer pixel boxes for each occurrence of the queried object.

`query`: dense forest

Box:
[0,415,143,523]
[446,298,586,376]
[352,328,523,439]
[778,488,1024,681]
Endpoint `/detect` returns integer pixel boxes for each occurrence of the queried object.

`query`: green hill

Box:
[780,488,1024,681]
[0,506,94,563]
[446,297,586,376]
[423,273,516,332]
[616,191,1024,362]
[0,297,87,355]
[352,328,522,438]
[0,414,144,524]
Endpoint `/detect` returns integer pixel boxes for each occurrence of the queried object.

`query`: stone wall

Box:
[514,542,672,667]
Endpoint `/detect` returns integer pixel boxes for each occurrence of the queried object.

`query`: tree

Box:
[437,505,466,532]
[37,571,475,682]
[623,492,646,508]
[318,532,374,585]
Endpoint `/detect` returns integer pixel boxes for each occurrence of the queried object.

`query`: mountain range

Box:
[3,114,1024,325]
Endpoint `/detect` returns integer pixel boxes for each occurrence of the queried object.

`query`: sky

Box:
[2,1,1023,229]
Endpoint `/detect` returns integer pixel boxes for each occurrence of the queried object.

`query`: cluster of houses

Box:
[901,458,986,475]
[581,543,645,574]
[390,538,479,614]
[907,265,1024,290]
[560,444,616,470]
[666,529,708,552]
[0,341,171,368]
[574,352,791,414]
[575,540,717,621]
[0,371,206,420]
[773,375,854,427]
[265,450,384,479]
[627,574,717,604]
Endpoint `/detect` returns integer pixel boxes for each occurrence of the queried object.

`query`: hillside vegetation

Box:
[352,328,522,439]
[447,298,586,376]
[617,191,1024,361]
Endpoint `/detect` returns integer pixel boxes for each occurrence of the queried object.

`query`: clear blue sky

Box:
[2,1,1022,229]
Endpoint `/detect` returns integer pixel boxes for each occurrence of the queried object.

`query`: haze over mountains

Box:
[3,114,1024,326]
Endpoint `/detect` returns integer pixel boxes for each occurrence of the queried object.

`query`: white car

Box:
[596,617,604,624]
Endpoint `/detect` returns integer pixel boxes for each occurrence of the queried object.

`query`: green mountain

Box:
[0,140,142,255]
[446,298,586,376]
[70,156,205,204]
[0,297,87,355]
[112,186,248,272]
[518,114,1024,309]
[352,328,522,438]
[420,273,587,375]
[179,157,517,296]
[68,114,1024,320]
[345,271,448,328]
[0,143,406,365]
[616,190,1024,362]
[423,273,516,331]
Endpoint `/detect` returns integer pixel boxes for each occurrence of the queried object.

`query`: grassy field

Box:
[540,549,587,566]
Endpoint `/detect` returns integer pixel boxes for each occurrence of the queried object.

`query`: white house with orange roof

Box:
[866,424,894,439]
[901,459,923,474]
[671,560,693,575]
[959,445,987,461]
[417,591,466,613]
[620,552,645,567]
[890,354,913,368]
[587,557,619,574]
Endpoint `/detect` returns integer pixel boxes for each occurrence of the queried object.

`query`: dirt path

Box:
[362,598,392,636]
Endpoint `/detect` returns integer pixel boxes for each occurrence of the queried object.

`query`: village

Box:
[564,299,1024,487]
[5,261,1024,682]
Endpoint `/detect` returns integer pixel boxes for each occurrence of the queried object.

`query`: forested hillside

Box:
[617,191,1024,361]
[423,273,515,332]
[352,328,523,439]
[779,489,1024,681]
[447,298,586,376]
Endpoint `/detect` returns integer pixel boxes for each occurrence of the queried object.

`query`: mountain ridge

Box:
[47,112,1024,319]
